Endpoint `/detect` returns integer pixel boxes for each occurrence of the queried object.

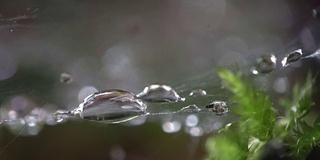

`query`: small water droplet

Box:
[205,101,228,115]
[74,89,147,124]
[251,54,277,74]
[179,104,201,113]
[60,72,73,83]
[136,84,185,102]
[189,89,207,97]
[53,110,72,123]
[281,49,303,67]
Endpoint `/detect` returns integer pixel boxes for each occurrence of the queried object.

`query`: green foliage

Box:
[206,68,316,160]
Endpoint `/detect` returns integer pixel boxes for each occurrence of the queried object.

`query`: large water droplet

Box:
[205,101,228,115]
[136,84,185,102]
[189,89,207,97]
[251,54,277,75]
[281,49,303,67]
[73,89,147,124]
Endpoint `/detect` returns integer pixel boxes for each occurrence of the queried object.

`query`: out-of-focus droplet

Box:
[179,104,201,113]
[189,127,203,137]
[110,145,126,160]
[60,72,73,83]
[73,89,147,124]
[313,7,320,19]
[273,77,288,94]
[205,101,228,115]
[25,115,37,127]
[185,114,198,127]
[281,49,303,67]
[251,54,277,75]
[136,84,185,102]
[162,121,181,133]
[189,89,207,97]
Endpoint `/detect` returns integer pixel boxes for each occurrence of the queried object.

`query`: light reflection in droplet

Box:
[125,115,147,126]
[185,115,198,127]
[162,121,181,133]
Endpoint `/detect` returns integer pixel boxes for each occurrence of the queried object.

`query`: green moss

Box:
[206,68,316,160]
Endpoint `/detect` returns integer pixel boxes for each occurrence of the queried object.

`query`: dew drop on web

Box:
[189,89,207,97]
[205,101,228,115]
[281,49,303,67]
[179,104,201,113]
[251,54,277,75]
[71,89,147,124]
[136,84,185,102]
[60,72,73,84]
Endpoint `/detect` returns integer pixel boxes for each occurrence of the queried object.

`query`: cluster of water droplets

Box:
[1,74,233,139]
[52,84,229,125]
[250,48,310,75]
[0,95,59,136]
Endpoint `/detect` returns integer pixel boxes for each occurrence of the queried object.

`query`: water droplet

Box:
[189,89,207,97]
[136,84,185,102]
[60,72,73,83]
[53,110,72,123]
[281,49,303,67]
[74,89,147,124]
[179,104,201,113]
[205,101,228,115]
[251,54,277,74]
